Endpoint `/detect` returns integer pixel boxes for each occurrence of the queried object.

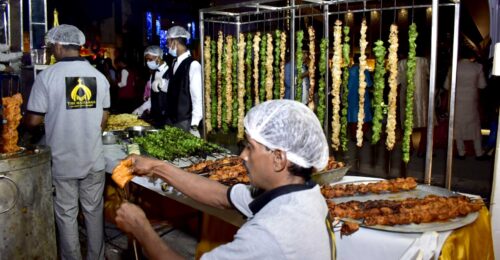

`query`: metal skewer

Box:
[122,182,139,260]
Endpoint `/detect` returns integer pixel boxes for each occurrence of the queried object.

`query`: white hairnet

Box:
[244,100,329,171]
[144,45,163,57]
[45,24,85,46]
[166,26,191,39]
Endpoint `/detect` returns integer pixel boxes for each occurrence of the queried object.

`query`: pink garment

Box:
[143,80,151,100]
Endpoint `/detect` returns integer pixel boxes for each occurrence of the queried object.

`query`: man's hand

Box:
[115,202,149,235]
[115,201,185,260]
[132,108,141,116]
[4,66,14,73]
[189,128,200,138]
[151,79,162,92]
[129,154,164,176]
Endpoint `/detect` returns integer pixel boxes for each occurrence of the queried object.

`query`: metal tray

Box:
[312,165,350,184]
[330,182,480,233]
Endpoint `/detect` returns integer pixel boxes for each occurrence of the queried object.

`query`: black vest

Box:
[165,56,194,124]
[150,70,169,127]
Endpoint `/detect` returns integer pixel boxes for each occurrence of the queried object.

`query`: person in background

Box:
[444,47,487,160]
[347,54,373,139]
[132,45,168,123]
[103,57,116,82]
[102,58,118,112]
[284,50,310,103]
[398,54,432,156]
[161,26,203,137]
[115,57,139,113]
[115,99,334,259]
[24,24,110,260]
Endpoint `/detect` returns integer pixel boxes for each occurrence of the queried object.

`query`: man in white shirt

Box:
[133,46,170,126]
[115,100,335,260]
[162,26,202,136]
[25,24,110,260]
[134,27,202,137]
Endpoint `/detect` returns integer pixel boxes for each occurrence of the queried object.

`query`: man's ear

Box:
[273,150,287,172]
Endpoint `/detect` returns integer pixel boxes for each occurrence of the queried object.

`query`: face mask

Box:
[168,47,177,57]
[147,60,159,70]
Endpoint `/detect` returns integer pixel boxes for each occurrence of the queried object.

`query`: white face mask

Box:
[168,47,177,57]
[147,60,159,70]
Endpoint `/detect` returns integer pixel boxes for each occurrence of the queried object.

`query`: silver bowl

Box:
[126,126,155,138]
[102,132,118,145]
[311,165,351,185]
[146,129,160,135]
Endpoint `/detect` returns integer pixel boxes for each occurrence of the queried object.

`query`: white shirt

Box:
[132,62,169,115]
[152,62,169,88]
[202,184,333,260]
[27,59,110,179]
[162,51,203,127]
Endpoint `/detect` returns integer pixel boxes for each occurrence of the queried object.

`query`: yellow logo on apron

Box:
[66,77,97,109]
[70,78,92,102]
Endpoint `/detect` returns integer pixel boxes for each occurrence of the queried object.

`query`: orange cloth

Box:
[439,207,495,260]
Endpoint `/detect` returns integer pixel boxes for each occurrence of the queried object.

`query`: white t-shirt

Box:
[27,57,110,179]
[202,183,334,260]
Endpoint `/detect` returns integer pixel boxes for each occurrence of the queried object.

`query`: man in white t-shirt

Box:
[25,24,110,260]
[115,99,335,259]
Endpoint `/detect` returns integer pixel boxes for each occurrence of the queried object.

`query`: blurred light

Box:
[187,23,191,28]
[191,22,196,39]
[156,16,161,36]
[160,30,168,51]
[426,7,432,14]
[399,9,407,16]
[146,12,153,42]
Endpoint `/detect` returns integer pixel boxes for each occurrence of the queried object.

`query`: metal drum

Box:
[0,146,56,259]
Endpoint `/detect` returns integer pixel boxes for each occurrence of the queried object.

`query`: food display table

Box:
[103,144,494,259]
[103,144,245,227]
[332,177,494,260]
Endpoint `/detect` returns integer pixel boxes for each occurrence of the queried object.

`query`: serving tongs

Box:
[116,182,139,260]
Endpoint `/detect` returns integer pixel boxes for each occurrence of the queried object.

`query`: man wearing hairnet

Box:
[132,45,170,124]
[25,24,110,260]
[115,100,335,259]
[136,26,203,136]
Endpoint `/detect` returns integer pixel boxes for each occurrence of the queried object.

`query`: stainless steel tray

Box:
[311,165,350,184]
[330,182,480,233]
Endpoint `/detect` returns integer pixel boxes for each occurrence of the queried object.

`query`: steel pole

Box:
[290,0,296,100]
[199,11,207,140]
[445,1,460,190]
[424,0,439,185]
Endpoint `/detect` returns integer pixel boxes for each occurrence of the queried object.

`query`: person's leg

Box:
[52,178,82,260]
[79,170,105,260]
[455,138,466,156]
[173,119,191,132]
[472,136,484,157]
